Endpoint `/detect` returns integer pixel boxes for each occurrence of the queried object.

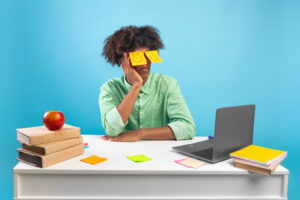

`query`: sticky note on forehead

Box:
[145,50,163,63]
[129,51,147,66]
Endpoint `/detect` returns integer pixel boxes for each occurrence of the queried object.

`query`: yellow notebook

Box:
[230,145,287,165]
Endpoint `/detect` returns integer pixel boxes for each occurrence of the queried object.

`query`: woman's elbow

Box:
[102,120,122,137]
[186,123,196,139]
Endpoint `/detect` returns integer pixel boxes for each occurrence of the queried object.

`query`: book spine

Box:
[230,153,286,166]
[21,136,83,155]
[17,132,30,145]
[22,144,45,154]
[41,144,84,168]
[234,162,271,176]
[44,136,83,155]
[235,158,282,169]
[230,155,268,165]
[232,154,286,168]
[30,129,81,145]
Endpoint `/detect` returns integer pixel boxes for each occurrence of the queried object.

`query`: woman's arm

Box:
[117,83,141,123]
[165,78,196,140]
[117,53,143,123]
[140,126,176,140]
[99,53,143,137]
[102,126,176,142]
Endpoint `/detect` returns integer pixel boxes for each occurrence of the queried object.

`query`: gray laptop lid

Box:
[213,104,255,161]
[172,104,255,163]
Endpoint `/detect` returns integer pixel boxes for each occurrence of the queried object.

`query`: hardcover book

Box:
[230,145,287,166]
[17,143,84,168]
[234,159,282,176]
[17,124,81,145]
[22,136,83,155]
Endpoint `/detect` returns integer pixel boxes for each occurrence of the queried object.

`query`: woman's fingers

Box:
[124,54,133,75]
[121,53,129,74]
[121,52,143,85]
[124,53,129,68]
[126,54,134,69]
[101,135,109,140]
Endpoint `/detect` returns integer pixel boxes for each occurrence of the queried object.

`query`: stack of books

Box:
[16,124,84,168]
[230,145,287,176]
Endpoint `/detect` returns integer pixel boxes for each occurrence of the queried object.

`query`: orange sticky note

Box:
[80,155,107,165]
[145,50,163,63]
[129,51,147,66]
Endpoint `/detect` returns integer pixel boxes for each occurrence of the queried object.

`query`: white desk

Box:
[14,135,289,200]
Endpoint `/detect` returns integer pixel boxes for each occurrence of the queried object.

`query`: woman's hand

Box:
[120,53,143,86]
[101,130,142,142]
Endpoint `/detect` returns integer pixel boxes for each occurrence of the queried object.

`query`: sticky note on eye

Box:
[145,50,163,63]
[127,154,152,162]
[80,155,107,165]
[129,51,147,66]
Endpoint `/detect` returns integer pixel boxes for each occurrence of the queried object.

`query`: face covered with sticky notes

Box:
[122,47,163,83]
[129,50,163,67]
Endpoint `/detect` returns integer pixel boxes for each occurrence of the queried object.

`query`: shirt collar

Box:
[124,73,152,94]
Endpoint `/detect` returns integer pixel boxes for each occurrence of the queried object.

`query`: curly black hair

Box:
[102,25,164,66]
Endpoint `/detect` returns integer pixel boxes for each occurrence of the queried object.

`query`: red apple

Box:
[43,111,65,130]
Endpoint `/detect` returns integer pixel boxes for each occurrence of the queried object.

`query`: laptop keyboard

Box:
[192,148,213,159]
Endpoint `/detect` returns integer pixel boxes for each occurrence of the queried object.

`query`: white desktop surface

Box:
[14,135,289,200]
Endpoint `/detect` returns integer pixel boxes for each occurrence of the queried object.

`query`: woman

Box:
[100,25,196,142]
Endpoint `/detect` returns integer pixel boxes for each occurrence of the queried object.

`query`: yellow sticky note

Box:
[129,51,147,66]
[145,50,163,63]
[80,155,107,165]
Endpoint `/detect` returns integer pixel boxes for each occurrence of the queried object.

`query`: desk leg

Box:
[282,174,289,199]
[14,172,19,200]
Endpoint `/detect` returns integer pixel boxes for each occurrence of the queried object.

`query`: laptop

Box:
[172,104,255,163]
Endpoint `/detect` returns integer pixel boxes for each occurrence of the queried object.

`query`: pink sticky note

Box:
[175,158,206,168]
[175,158,192,168]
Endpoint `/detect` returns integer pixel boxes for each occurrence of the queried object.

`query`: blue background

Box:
[1,0,299,199]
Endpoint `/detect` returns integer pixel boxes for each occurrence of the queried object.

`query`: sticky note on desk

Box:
[175,158,206,168]
[129,51,147,66]
[145,50,163,63]
[80,155,107,165]
[127,154,152,162]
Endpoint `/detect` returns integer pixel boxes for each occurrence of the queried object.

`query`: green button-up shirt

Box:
[99,73,196,140]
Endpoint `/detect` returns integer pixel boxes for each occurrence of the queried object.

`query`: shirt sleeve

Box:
[166,79,196,140]
[99,83,128,137]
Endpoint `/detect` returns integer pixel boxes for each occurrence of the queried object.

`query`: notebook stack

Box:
[16,124,84,168]
[230,145,287,176]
